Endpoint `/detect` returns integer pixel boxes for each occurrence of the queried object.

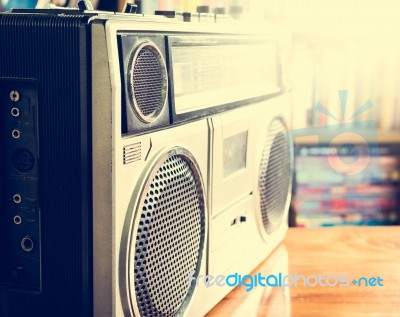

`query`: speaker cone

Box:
[129,42,168,123]
[258,117,293,235]
[121,148,206,316]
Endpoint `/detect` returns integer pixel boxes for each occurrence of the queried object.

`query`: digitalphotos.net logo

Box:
[188,271,384,293]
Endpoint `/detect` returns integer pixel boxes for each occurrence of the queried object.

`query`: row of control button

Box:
[154,8,233,23]
[75,0,238,22]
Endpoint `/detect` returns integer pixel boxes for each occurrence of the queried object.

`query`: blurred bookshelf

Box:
[285,1,400,227]
[293,141,400,227]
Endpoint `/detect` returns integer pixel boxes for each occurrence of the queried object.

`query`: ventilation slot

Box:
[123,143,141,165]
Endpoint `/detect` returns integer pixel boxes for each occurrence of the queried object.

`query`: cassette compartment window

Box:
[223,131,248,178]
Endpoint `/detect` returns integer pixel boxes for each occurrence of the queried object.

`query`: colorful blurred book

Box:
[294,143,400,227]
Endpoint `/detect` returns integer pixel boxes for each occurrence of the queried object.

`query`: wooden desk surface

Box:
[207,226,400,317]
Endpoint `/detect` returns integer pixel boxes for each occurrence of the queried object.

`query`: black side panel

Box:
[0,13,91,317]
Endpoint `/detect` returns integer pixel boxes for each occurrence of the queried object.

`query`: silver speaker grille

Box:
[259,118,292,234]
[130,151,205,316]
[130,42,168,123]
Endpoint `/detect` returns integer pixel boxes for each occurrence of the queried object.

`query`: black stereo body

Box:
[0,5,293,317]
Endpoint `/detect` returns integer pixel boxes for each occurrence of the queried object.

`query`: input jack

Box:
[21,236,34,252]
[10,90,20,102]
[13,194,22,204]
[12,129,21,139]
[13,216,22,225]
[11,107,20,117]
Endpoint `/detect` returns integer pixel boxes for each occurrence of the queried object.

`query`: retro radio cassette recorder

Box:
[0,2,293,316]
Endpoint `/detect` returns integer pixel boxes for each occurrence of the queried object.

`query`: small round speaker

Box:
[258,117,293,235]
[129,42,168,123]
[121,148,206,317]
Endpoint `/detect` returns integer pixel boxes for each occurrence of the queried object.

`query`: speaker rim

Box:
[119,146,207,317]
[255,115,294,243]
[128,41,168,124]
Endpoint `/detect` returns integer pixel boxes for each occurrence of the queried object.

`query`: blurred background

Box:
[1,0,399,227]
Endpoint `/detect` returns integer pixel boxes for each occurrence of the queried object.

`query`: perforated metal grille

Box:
[131,44,167,121]
[259,118,292,234]
[131,153,205,317]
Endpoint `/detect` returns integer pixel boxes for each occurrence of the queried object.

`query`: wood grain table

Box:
[207,226,400,317]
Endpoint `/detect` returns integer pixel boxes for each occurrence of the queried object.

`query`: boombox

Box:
[0,2,293,316]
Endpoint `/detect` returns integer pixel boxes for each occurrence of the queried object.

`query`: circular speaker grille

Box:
[259,118,292,234]
[130,42,168,123]
[128,150,205,316]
